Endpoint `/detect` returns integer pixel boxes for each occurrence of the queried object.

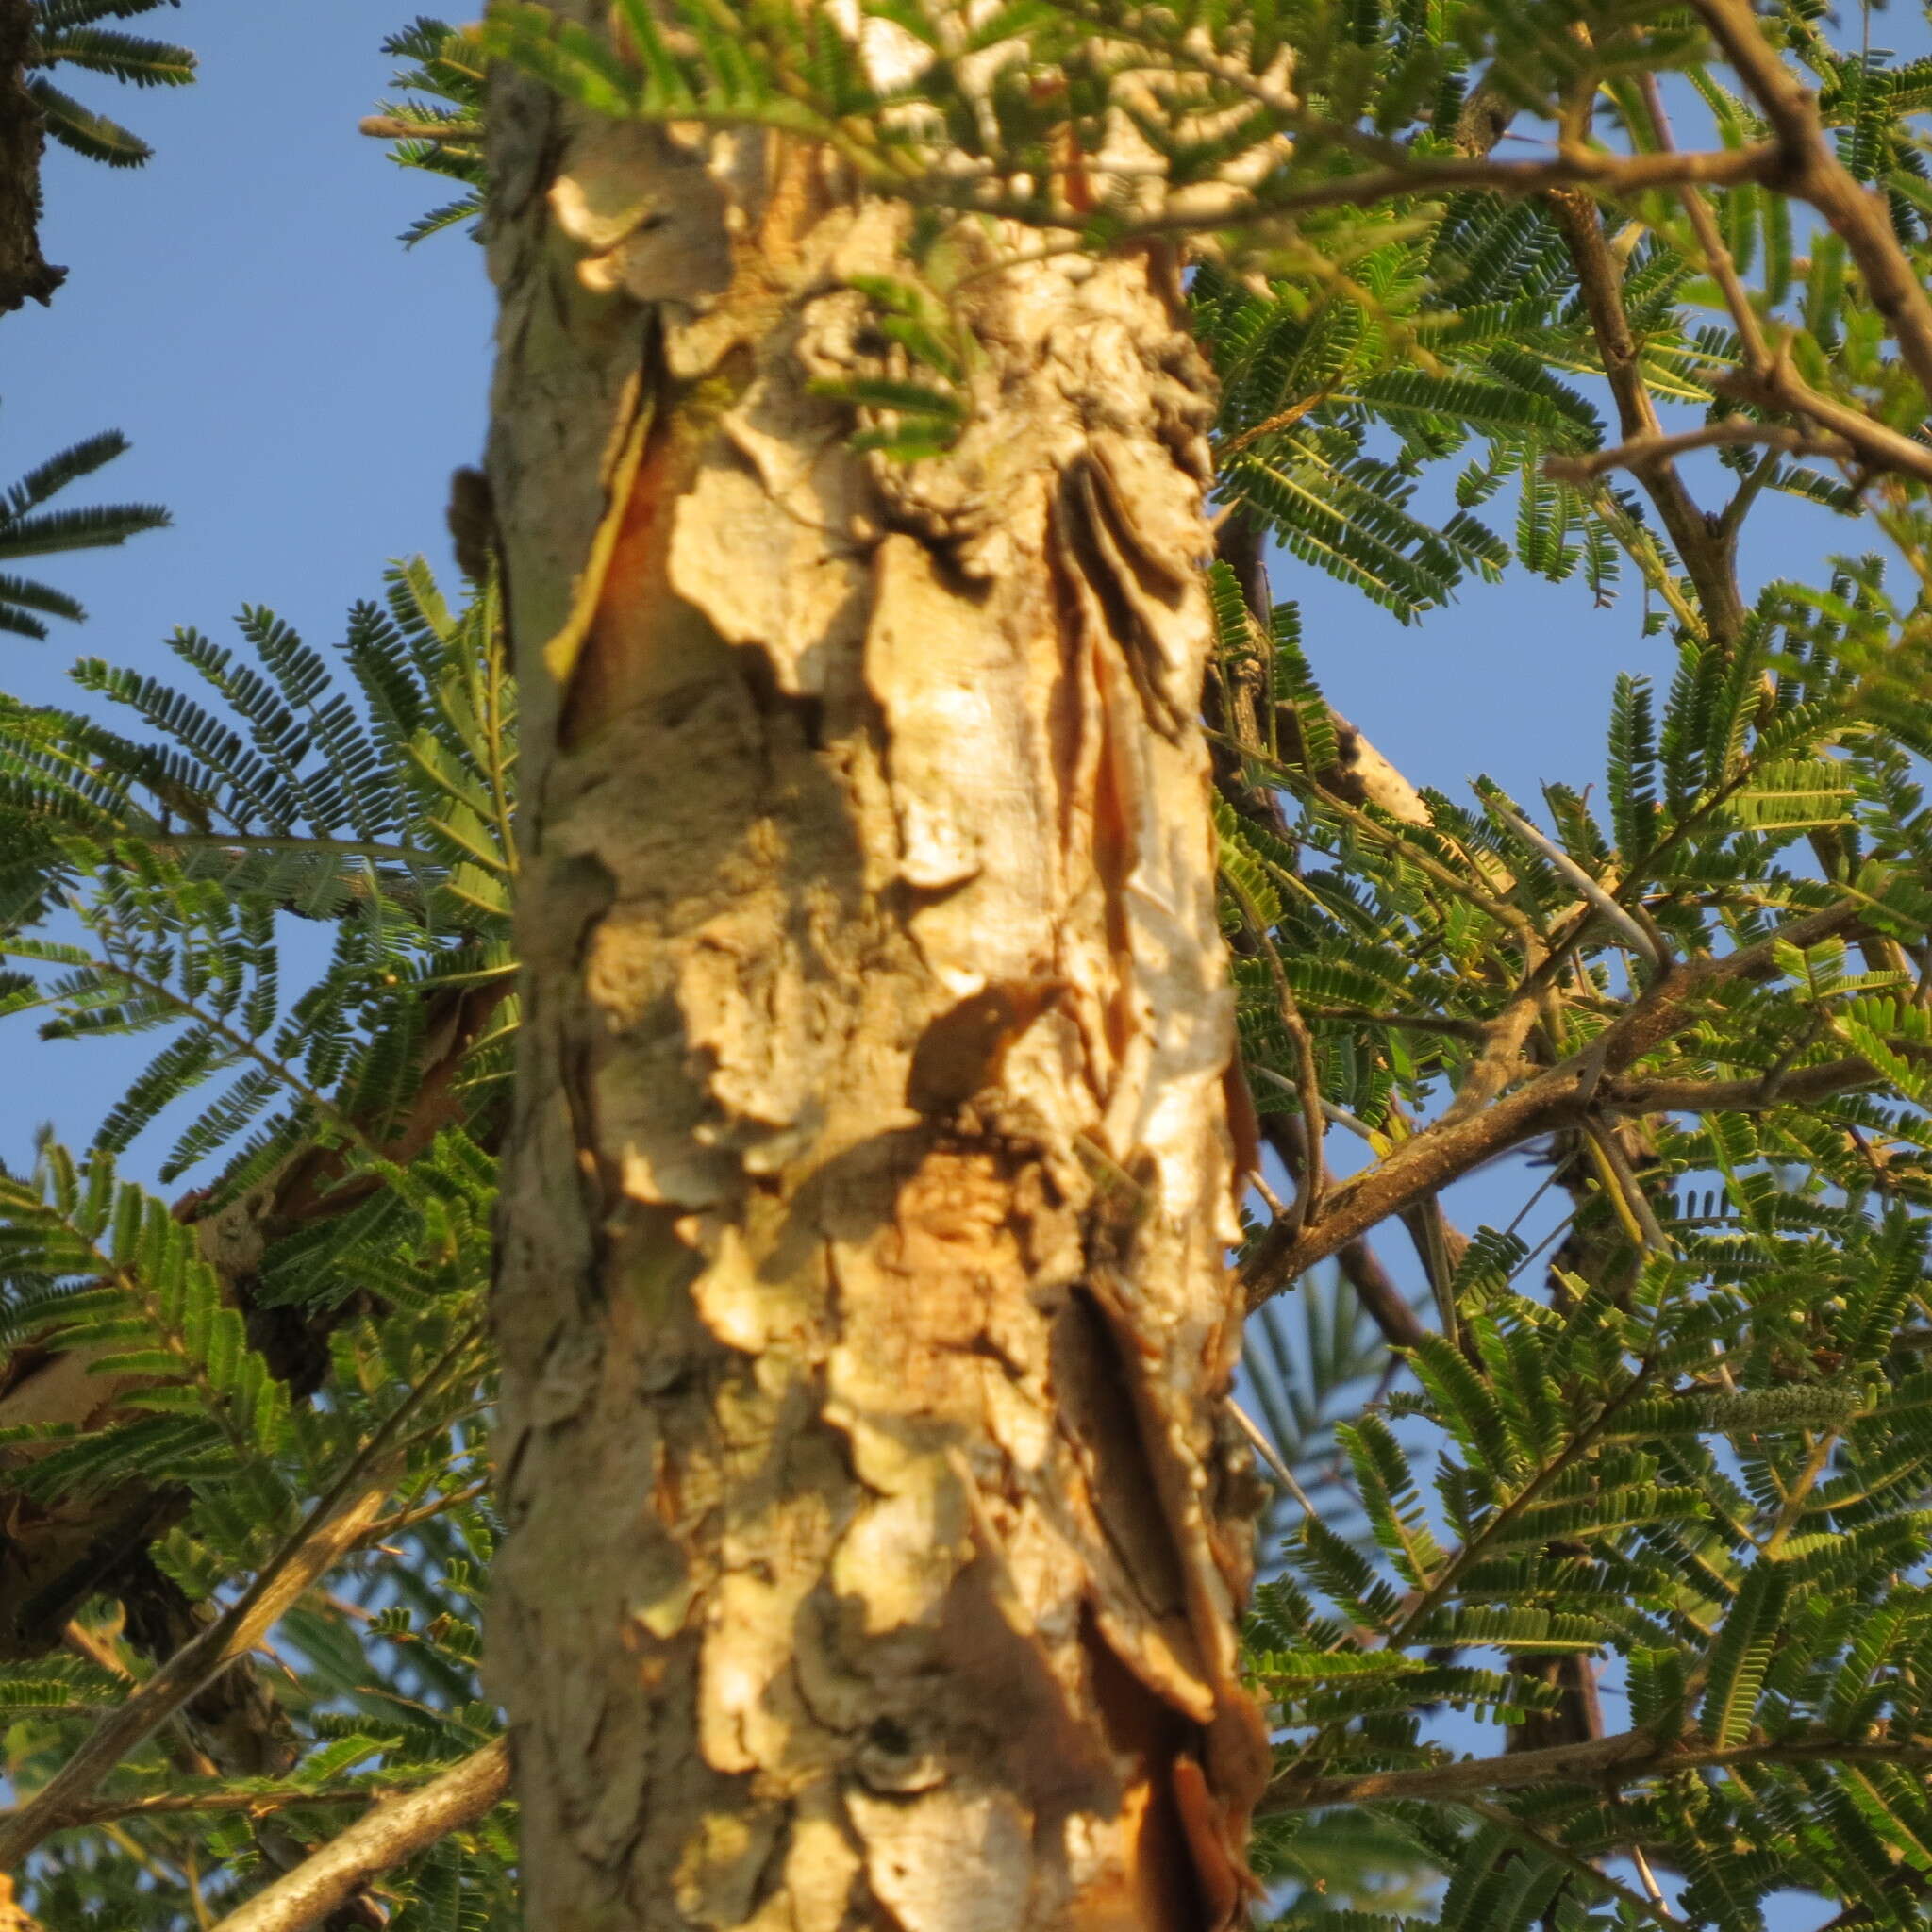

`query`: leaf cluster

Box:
[369,16,489,246]
[27,0,195,171]
[0,564,514,1926]
[0,413,168,640]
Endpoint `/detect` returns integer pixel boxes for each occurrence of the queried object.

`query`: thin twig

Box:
[1250,1169,1291,1220]
[1263,1724,1932,1812]
[63,1620,224,1780]
[1544,420,1854,484]
[1584,1120,1672,1253]
[356,115,480,143]
[1639,72,1773,371]
[0,1770,481,1831]
[0,1489,393,1871]
[1543,187,1746,644]
[1003,136,1780,238]
[1632,1843,1671,1915]
[1486,798,1664,970]
[1218,391,1327,459]
[1227,1398,1320,1516]
[208,1739,510,1932]
[1226,875,1326,1232]
[1465,1798,1685,1932]
[365,1477,491,1542]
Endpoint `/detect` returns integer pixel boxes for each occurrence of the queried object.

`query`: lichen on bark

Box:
[485,28,1267,1926]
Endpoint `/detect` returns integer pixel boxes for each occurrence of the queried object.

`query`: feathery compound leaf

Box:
[27,0,196,166]
[0,418,168,635]
[1701,1561,1791,1748]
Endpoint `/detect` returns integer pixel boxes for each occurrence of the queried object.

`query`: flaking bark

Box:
[484,36,1268,1932]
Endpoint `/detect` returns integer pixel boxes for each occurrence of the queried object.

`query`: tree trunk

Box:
[0,0,62,314]
[483,40,1269,1930]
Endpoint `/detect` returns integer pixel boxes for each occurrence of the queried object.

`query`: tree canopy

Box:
[8,2,1932,1928]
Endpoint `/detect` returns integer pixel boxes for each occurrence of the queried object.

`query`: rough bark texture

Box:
[484,42,1268,1931]
[0,0,61,315]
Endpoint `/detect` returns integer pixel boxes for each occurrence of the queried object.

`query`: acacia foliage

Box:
[4,2,1932,1928]
[25,0,196,172]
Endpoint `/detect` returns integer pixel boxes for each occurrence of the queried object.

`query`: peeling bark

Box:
[485,44,1267,1932]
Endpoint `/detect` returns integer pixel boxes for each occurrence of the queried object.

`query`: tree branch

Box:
[1335,1233,1431,1354]
[1625,66,1932,498]
[0,1768,483,1832]
[977,137,1779,249]
[1709,363,1932,489]
[1602,1058,1873,1116]
[1262,1725,1932,1812]
[1544,419,1856,484]
[0,1321,479,1868]
[1543,187,1746,645]
[1241,900,1866,1307]
[208,1740,510,1932]
[0,1482,394,1870]
[1690,0,1932,408]
[0,0,62,313]
[1200,138,1779,225]
[356,115,479,143]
